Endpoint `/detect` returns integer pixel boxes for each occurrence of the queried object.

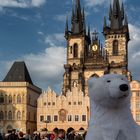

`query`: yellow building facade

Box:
[130,81,140,125]
[0,62,41,134]
[37,87,89,131]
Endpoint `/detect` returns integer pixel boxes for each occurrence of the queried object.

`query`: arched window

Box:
[17,111,21,120]
[113,40,118,55]
[0,111,4,120]
[0,94,4,104]
[70,46,72,54]
[73,43,78,58]
[17,95,21,103]
[8,111,12,120]
[8,95,12,104]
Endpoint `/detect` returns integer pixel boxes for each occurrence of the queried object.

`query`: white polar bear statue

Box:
[86,74,140,140]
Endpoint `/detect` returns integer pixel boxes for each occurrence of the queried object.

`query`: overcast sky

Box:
[0,0,140,93]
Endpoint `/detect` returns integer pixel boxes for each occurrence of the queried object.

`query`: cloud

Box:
[0,32,66,93]
[54,14,66,22]
[84,0,126,7]
[128,24,140,80]
[1,46,66,93]
[45,33,65,46]
[0,0,46,8]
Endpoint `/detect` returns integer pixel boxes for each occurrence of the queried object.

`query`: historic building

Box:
[63,0,131,96]
[130,81,140,125]
[0,0,139,134]
[37,0,139,131]
[0,62,41,134]
[37,87,89,131]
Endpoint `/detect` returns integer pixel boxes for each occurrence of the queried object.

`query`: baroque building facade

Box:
[0,62,41,134]
[37,0,140,131]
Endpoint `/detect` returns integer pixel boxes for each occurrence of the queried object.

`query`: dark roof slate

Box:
[3,61,33,85]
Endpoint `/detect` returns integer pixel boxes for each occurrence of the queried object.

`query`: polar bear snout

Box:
[119,84,129,92]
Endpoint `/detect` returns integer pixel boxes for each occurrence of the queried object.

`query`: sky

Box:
[0,0,140,93]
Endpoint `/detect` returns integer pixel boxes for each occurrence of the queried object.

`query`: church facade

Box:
[37,0,140,131]
[0,0,140,134]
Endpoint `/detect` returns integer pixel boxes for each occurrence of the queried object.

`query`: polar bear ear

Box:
[88,77,98,89]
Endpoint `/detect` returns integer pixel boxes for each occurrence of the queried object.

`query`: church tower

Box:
[103,0,131,80]
[63,0,109,95]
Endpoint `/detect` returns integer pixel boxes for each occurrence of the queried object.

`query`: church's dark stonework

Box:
[63,0,131,95]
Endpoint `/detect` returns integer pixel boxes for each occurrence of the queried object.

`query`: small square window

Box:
[40,115,44,122]
[44,102,46,106]
[52,102,55,105]
[82,115,86,121]
[54,115,58,121]
[74,102,76,105]
[78,101,82,105]
[68,102,71,105]
[48,102,51,106]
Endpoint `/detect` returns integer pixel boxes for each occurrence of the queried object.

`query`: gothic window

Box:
[0,111,4,120]
[70,46,72,54]
[113,40,118,55]
[17,95,21,103]
[8,95,12,104]
[0,94,4,104]
[73,43,78,58]
[8,111,12,120]
[17,111,21,120]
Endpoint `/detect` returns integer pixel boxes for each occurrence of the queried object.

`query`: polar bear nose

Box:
[119,84,129,92]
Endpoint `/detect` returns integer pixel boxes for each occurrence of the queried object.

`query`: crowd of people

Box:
[0,127,87,140]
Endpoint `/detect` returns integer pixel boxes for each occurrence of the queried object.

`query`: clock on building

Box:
[92,44,98,51]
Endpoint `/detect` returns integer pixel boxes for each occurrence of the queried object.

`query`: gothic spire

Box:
[104,16,107,27]
[113,0,120,16]
[109,4,112,20]
[109,0,124,30]
[70,0,85,35]
[124,14,128,26]
[65,16,69,39]
[121,3,124,19]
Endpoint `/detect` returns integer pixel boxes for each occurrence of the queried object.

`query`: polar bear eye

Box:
[107,80,111,83]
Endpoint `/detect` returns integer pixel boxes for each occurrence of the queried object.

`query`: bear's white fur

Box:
[86,74,140,140]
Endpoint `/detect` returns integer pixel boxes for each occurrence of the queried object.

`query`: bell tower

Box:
[103,0,131,80]
[63,0,91,94]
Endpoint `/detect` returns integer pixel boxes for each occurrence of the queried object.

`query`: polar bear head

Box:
[88,74,131,109]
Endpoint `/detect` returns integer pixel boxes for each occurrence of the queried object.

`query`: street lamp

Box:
[42,120,51,130]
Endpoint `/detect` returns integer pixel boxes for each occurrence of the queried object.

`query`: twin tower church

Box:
[0,0,139,134]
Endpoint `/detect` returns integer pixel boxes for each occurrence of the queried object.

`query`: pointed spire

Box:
[124,14,128,26]
[109,4,112,20]
[65,16,69,38]
[113,0,121,16]
[104,16,107,27]
[71,6,75,23]
[121,3,124,19]
[82,7,86,34]
[88,25,90,38]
